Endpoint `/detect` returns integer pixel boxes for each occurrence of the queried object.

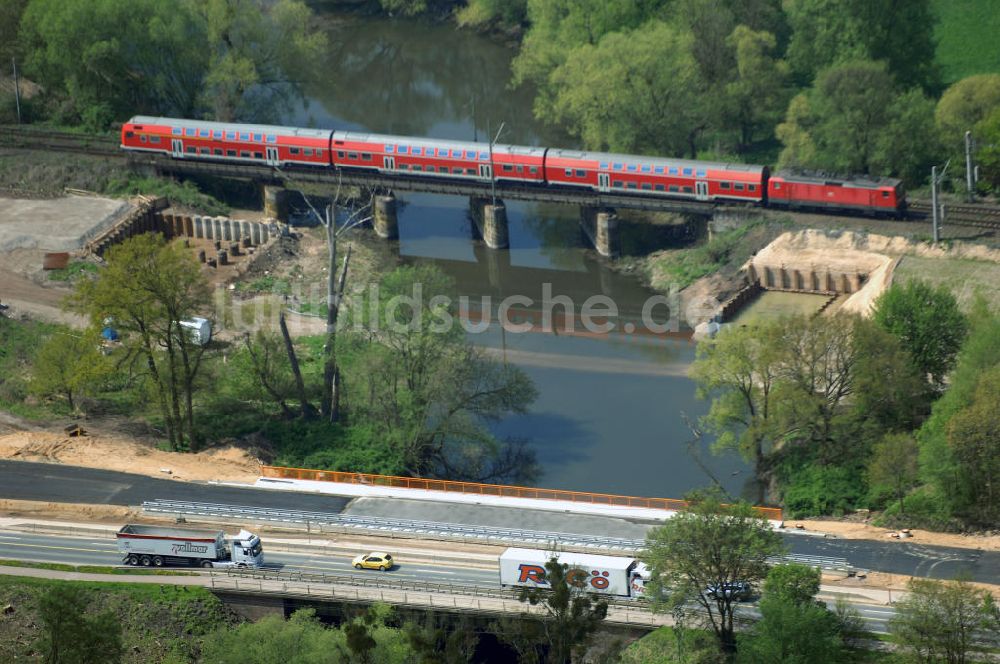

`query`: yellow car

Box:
[352,552,394,571]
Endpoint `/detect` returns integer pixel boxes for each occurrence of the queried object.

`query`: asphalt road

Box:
[0,461,350,513]
[0,460,997,584]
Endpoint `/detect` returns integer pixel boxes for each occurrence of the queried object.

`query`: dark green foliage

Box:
[945,365,1000,526]
[778,459,866,518]
[36,585,123,664]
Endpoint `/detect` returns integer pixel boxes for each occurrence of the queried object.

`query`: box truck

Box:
[117,524,263,569]
[499,548,649,599]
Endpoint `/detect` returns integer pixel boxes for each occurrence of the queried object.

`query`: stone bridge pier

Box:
[261,185,289,222]
[469,196,509,249]
[373,194,399,240]
[580,206,620,258]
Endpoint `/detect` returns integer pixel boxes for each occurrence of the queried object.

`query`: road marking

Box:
[0,541,110,554]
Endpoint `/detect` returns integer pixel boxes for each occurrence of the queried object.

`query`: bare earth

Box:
[791,519,1000,552]
[0,431,261,483]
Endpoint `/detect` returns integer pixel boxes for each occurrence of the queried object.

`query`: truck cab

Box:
[229,529,264,567]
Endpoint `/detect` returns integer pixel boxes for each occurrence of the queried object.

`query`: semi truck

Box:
[117,524,264,569]
[499,548,649,599]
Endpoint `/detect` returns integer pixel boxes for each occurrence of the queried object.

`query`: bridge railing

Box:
[260,465,783,521]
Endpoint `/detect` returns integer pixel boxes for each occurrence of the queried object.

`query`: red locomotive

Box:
[121,116,906,217]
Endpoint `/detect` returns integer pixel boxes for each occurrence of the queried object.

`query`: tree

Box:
[495,556,610,664]
[404,614,479,664]
[868,432,920,515]
[544,21,702,156]
[935,74,1000,150]
[872,280,967,388]
[737,564,846,664]
[35,585,123,664]
[643,496,785,654]
[891,577,998,664]
[974,106,1000,192]
[777,60,937,180]
[0,0,28,63]
[946,365,1000,526]
[783,0,938,90]
[724,26,791,152]
[30,329,109,411]
[70,234,211,450]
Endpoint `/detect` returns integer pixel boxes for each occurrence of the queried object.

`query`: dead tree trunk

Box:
[279,311,311,418]
[321,204,351,423]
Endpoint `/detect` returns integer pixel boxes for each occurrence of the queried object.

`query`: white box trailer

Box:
[499,548,648,598]
[117,524,263,569]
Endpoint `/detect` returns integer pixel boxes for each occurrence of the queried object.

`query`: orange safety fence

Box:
[261,465,783,521]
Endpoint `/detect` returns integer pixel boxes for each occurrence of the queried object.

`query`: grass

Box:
[46,260,99,282]
[933,0,1000,83]
[0,559,194,576]
[646,220,768,290]
[893,255,1000,313]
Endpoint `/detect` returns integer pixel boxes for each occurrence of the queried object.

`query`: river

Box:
[281,12,751,499]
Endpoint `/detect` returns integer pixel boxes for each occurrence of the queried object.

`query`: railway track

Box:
[0,125,122,158]
[907,200,1000,231]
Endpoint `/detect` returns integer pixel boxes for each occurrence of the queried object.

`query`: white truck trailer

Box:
[117,524,263,569]
[499,548,649,599]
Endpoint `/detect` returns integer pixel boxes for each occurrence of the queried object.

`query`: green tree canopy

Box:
[867,432,920,515]
[35,585,123,664]
[30,329,110,412]
[643,496,785,654]
[946,365,1000,526]
[872,280,967,387]
[935,74,1000,149]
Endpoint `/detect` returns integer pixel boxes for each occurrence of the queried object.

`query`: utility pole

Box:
[12,58,22,124]
[931,165,939,244]
[965,130,975,202]
[487,120,505,208]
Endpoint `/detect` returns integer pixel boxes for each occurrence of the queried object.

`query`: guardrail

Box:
[260,466,784,522]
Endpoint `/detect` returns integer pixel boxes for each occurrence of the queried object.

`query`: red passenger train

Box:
[121,116,906,217]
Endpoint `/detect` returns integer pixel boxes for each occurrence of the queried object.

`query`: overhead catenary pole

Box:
[965,130,975,202]
[931,165,939,244]
[12,58,22,124]
[488,120,505,208]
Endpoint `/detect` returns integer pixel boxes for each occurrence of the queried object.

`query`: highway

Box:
[1,460,997,584]
[0,529,898,634]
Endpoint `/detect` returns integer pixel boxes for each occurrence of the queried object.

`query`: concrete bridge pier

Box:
[373,194,399,239]
[262,185,289,222]
[469,197,509,249]
[580,206,620,258]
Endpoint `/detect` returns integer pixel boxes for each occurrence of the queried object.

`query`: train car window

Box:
[882,191,890,198]
[213,148,223,155]
[267,135,277,143]
[655,166,664,174]
[413,165,423,171]
[385,145,395,153]
[575,169,586,177]
[466,168,476,175]
[199,129,210,138]
[413,147,423,155]
[529,167,538,174]
[151,136,161,143]
[213,130,223,139]
[337,151,345,158]
[227,150,236,157]
[398,146,409,154]
[253,134,262,142]
[362,153,372,160]
[398,164,408,170]
[172,128,182,136]
[186,128,196,137]
[613,181,623,187]
[696,169,706,177]
[655,184,665,191]
[348,152,358,159]
[240,151,250,157]
[290,148,300,155]
[125,131,135,138]
[517,166,523,172]
[773,182,781,189]
[669,185,679,192]
[669,167,679,175]
[464,150,475,159]
[316,149,323,157]
[735,183,744,191]
[565,169,573,177]
[720,182,731,190]
[683,168,693,176]
[426,166,435,172]
[627,182,638,189]
[503,165,514,172]
[642,183,652,190]
[613,163,623,171]
[140,135,147,143]
[240,132,250,141]
[641,165,651,173]
[453,167,464,174]
[683,186,693,193]
[627,165,637,172]
[475,152,484,160]
[254,152,262,159]
[186,146,196,153]
[748,185,756,191]
[304,148,314,156]
[599,162,609,169]
[226,131,236,140]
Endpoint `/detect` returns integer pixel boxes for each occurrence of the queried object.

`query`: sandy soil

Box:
[0,431,261,483]
[790,519,1000,552]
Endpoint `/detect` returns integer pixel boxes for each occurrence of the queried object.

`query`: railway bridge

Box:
[128,152,738,257]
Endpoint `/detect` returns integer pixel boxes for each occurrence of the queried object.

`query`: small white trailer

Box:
[116,524,263,569]
[499,548,649,599]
